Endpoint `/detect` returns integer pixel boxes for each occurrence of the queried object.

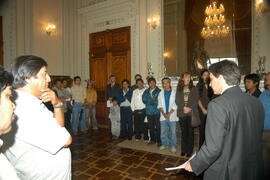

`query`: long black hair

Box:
[197,69,213,99]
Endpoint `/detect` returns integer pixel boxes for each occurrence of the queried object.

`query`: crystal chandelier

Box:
[201,1,230,39]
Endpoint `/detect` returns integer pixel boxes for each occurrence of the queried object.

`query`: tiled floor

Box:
[71,129,203,180]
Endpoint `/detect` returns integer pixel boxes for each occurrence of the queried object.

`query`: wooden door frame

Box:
[89,26,131,129]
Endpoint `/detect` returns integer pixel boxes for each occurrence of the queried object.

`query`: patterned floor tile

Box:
[71,129,202,180]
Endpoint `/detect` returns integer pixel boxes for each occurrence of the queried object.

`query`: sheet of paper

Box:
[165,153,196,171]
[107,100,112,108]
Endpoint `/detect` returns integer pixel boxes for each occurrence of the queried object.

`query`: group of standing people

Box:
[106,70,213,157]
[105,62,270,180]
[51,76,98,135]
[1,55,269,180]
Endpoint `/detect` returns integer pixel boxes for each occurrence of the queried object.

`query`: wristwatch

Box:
[53,102,64,108]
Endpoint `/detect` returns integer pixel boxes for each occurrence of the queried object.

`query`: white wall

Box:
[2,0,64,76]
[32,0,63,75]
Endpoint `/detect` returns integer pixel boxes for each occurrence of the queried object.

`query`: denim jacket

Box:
[142,87,161,115]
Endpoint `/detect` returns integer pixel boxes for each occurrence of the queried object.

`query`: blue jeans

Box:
[72,102,87,132]
[160,120,177,147]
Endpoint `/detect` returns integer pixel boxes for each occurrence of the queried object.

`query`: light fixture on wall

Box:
[163,52,169,59]
[201,1,230,39]
[147,16,159,29]
[255,0,269,13]
[45,24,56,36]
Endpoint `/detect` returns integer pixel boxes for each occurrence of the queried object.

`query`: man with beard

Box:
[0,66,19,179]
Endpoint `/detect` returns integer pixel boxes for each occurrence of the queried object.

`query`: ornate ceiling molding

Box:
[79,0,108,9]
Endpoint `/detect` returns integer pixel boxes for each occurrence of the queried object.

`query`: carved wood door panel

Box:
[89,26,131,128]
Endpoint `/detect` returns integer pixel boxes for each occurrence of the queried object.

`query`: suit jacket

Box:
[190,86,264,180]
[106,83,121,99]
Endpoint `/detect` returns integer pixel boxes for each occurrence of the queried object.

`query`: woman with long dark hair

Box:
[196,69,213,148]
[175,72,199,157]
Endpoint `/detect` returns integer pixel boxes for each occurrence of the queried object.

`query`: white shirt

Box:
[131,88,146,111]
[150,87,156,97]
[3,90,71,180]
[221,85,236,94]
[0,139,20,180]
[158,89,178,122]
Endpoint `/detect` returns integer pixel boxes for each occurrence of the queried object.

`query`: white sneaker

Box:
[159,145,167,151]
[171,146,176,153]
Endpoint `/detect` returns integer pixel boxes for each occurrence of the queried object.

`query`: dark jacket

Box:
[131,84,137,91]
[106,83,121,99]
[196,83,213,109]
[175,86,199,120]
[246,88,261,98]
[142,87,161,115]
[190,86,264,180]
[117,88,133,105]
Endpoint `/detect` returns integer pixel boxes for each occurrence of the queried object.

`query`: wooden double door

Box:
[89,26,131,128]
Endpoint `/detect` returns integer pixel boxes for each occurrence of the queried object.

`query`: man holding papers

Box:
[185,60,264,180]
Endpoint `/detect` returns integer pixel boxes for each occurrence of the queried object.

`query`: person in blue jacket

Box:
[259,72,270,179]
[142,77,161,146]
[117,79,133,140]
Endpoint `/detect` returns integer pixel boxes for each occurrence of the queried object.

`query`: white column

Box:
[251,0,270,73]
[146,0,163,80]
[138,0,148,81]
[2,0,17,68]
[16,0,33,56]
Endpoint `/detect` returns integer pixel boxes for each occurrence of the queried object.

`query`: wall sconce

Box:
[255,0,269,13]
[45,24,56,36]
[147,16,159,29]
[163,52,169,59]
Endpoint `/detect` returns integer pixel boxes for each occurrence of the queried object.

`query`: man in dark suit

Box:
[185,60,264,180]
[106,75,121,102]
